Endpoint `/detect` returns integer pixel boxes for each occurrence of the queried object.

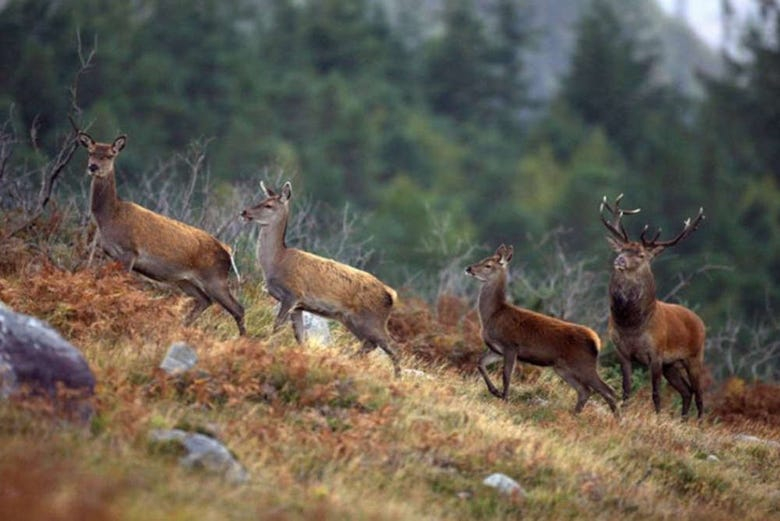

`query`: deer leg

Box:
[554,367,591,414]
[176,281,213,326]
[355,338,400,378]
[650,359,664,414]
[501,349,517,401]
[374,335,401,378]
[663,363,692,419]
[585,369,619,417]
[290,309,305,344]
[205,278,246,336]
[346,318,400,377]
[618,352,633,403]
[273,298,296,333]
[683,359,705,419]
[115,250,138,273]
[354,339,376,356]
[478,349,504,399]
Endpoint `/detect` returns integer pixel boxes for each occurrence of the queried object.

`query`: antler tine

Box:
[600,194,640,243]
[640,224,662,246]
[644,207,705,249]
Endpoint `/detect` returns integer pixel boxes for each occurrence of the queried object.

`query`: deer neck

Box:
[477,271,508,322]
[89,170,120,224]
[257,215,289,276]
[609,268,657,330]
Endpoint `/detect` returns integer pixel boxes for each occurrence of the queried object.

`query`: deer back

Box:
[487,303,601,359]
[272,248,396,317]
[116,202,232,274]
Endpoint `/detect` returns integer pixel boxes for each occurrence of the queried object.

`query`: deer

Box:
[465,244,618,416]
[77,132,245,336]
[600,194,706,418]
[240,181,401,376]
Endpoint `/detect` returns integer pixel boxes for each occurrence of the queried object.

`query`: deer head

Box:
[77,132,126,179]
[465,244,514,282]
[600,194,705,275]
[241,181,292,226]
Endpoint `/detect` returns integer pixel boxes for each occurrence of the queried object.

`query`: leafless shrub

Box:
[707,315,780,381]
[1,33,95,238]
[511,228,606,329]
[399,205,477,301]
[125,137,216,229]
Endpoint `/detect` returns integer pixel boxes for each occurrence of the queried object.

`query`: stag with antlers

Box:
[600,195,706,418]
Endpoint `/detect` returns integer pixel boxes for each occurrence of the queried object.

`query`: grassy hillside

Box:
[1,247,779,520]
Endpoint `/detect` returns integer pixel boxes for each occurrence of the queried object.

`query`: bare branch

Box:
[661,263,733,302]
[4,30,96,240]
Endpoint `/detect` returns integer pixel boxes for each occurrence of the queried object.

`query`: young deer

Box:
[241,181,401,376]
[77,132,245,335]
[600,194,706,418]
[466,244,618,416]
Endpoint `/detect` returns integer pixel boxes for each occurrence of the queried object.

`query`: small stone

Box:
[160,342,198,375]
[149,429,249,484]
[402,368,431,379]
[706,454,720,462]
[483,473,527,497]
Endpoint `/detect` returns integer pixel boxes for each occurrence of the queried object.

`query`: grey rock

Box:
[272,303,331,345]
[160,342,198,375]
[706,454,720,462]
[149,429,249,484]
[483,473,527,497]
[302,311,331,345]
[0,302,95,410]
[734,434,780,449]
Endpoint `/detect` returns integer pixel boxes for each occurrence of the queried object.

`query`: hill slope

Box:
[0,255,778,520]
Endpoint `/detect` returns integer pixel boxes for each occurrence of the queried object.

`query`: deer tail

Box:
[586,328,602,357]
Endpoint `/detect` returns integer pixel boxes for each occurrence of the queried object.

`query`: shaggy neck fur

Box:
[609,266,657,330]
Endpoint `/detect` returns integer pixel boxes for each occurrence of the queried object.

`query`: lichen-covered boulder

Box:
[0,302,95,416]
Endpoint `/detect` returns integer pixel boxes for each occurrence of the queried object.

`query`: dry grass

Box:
[1,238,779,520]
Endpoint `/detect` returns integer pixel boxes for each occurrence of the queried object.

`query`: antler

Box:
[600,194,641,243]
[640,207,705,250]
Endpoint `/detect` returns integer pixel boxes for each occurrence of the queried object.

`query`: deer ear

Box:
[77,132,94,150]
[499,245,513,265]
[504,245,514,263]
[281,181,292,202]
[260,181,272,197]
[648,245,665,258]
[112,135,127,153]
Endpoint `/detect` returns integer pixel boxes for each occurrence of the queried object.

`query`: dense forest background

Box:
[1,0,779,378]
